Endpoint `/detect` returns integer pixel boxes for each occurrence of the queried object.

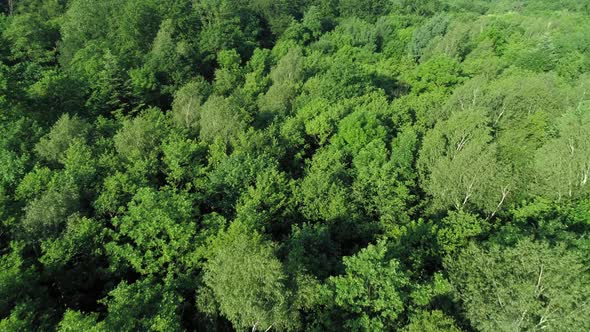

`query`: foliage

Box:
[323,241,409,331]
[1,1,590,331]
[446,239,590,332]
[201,222,297,331]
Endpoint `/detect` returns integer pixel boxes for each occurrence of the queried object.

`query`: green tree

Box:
[0,242,37,316]
[58,310,100,332]
[35,114,89,164]
[201,221,297,331]
[107,187,197,277]
[199,95,249,143]
[113,107,168,176]
[446,239,590,332]
[235,167,294,233]
[170,77,211,133]
[196,0,260,59]
[418,109,509,213]
[436,211,486,255]
[59,279,182,332]
[324,241,409,331]
[100,279,183,332]
[409,55,464,93]
[21,187,79,241]
[59,0,119,64]
[39,215,106,310]
[408,14,450,61]
[205,148,277,215]
[338,0,390,22]
[297,146,353,222]
[67,45,129,114]
[403,310,462,332]
[0,302,36,331]
[213,49,243,96]
[112,0,162,61]
[534,105,590,201]
[161,133,206,186]
[257,47,304,122]
[3,13,56,62]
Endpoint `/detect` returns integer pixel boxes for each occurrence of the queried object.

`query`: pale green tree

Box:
[534,105,590,200]
[446,239,590,332]
[418,109,510,213]
[202,221,298,331]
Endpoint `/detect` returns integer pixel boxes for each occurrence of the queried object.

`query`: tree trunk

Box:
[8,0,15,15]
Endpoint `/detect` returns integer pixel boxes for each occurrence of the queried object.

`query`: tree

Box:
[201,221,298,331]
[113,107,168,176]
[196,0,260,59]
[435,211,486,256]
[409,55,465,93]
[59,0,119,64]
[0,116,38,195]
[161,133,206,186]
[338,0,390,22]
[213,49,243,96]
[40,215,104,271]
[241,47,271,105]
[3,13,56,62]
[323,241,409,331]
[418,109,510,213]
[40,215,106,310]
[26,69,87,118]
[205,148,277,215]
[408,14,450,61]
[351,136,416,226]
[7,0,15,15]
[257,47,304,121]
[58,310,100,332]
[170,77,211,134]
[112,0,162,60]
[249,0,303,35]
[403,310,461,332]
[107,187,197,277]
[297,146,353,222]
[198,95,249,143]
[0,301,37,331]
[446,239,590,332]
[235,167,294,233]
[283,97,345,146]
[99,278,183,332]
[534,105,590,201]
[35,113,89,164]
[0,242,37,317]
[62,139,97,189]
[21,187,79,242]
[67,45,129,114]
[140,18,199,98]
[333,108,388,156]
[284,223,342,280]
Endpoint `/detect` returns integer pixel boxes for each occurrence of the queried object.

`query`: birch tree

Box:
[534,105,590,200]
[418,109,511,213]
[202,222,298,331]
[446,239,590,332]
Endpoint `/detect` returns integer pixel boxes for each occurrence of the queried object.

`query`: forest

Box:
[1,0,590,331]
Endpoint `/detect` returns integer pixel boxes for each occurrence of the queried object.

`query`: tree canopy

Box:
[1,0,590,331]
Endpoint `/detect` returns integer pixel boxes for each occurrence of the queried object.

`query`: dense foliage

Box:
[1,0,590,331]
